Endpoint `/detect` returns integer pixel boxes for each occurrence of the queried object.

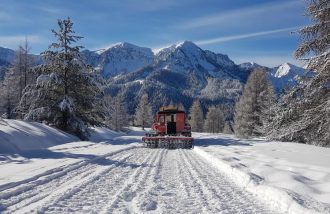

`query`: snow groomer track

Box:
[0,147,274,214]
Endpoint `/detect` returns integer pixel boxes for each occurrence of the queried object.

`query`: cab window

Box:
[166,114,176,122]
[159,115,165,123]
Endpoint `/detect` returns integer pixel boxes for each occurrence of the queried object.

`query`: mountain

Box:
[269,63,308,92]
[103,41,247,114]
[0,47,15,66]
[239,62,308,93]
[0,47,15,80]
[239,62,267,71]
[154,41,246,80]
[0,46,42,80]
[81,42,154,78]
[0,42,308,114]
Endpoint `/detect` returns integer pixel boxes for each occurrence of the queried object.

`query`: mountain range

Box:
[0,42,309,113]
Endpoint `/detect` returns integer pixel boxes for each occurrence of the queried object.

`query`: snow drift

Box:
[0,119,78,153]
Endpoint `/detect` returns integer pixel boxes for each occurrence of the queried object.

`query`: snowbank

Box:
[0,120,141,187]
[193,133,330,214]
[0,119,78,153]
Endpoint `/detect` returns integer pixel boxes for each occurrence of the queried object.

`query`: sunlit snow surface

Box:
[0,120,329,213]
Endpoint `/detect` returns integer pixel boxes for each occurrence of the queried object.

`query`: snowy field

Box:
[0,120,329,213]
[194,133,330,214]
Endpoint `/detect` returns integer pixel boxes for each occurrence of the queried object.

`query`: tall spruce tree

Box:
[234,68,275,137]
[134,94,153,130]
[189,100,204,132]
[18,17,102,139]
[268,0,330,146]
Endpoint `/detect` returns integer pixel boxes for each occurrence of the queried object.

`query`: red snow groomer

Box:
[142,106,193,149]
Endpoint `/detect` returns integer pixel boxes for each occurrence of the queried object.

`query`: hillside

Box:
[0,42,308,113]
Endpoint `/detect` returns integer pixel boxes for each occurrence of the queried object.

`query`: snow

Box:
[59,96,75,113]
[193,133,330,213]
[1,120,329,213]
[36,74,52,87]
[0,120,142,187]
[0,119,78,153]
[89,42,154,77]
[269,63,307,92]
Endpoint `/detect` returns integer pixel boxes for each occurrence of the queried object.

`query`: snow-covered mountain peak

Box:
[82,42,154,77]
[239,62,264,70]
[175,40,200,50]
[96,42,153,56]
[269,62,307,92]
[273,63,305,78]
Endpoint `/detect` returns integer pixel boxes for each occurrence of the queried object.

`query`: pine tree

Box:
[18,17,102,139]
[134,94,153,130]
[268,0,330,146]
[234,68,275,137]
[189,100,204,132]
[204,106,225,133]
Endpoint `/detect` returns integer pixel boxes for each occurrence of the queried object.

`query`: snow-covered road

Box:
[0,147,273,214]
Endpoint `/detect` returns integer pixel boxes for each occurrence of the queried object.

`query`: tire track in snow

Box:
[0,147,137,214]
[131,149,168,213]
[179,149,220,213]
[103,148,165,214]
[183,149,274,213]
[43,147,156,213]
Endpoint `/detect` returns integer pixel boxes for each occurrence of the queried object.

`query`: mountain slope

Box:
[239,62,308,92]
[82,42,154,77]
[269,63,308,92]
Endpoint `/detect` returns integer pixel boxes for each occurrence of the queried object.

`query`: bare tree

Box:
[204,106,225,133]
[134,94,153,130]
[189,100,204,132]
[234,68,275,137]
[104,95,129,131]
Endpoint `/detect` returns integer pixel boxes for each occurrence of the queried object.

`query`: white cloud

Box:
[38,7,67,15]
[177,0,302,30]
[115,0,180,12]
[0,35,46,49]
[195,26,301,45]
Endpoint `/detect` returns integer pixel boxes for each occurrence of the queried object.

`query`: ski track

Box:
[0,148,276,214]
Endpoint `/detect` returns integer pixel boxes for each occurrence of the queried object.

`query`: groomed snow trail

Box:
[0,148,275,213]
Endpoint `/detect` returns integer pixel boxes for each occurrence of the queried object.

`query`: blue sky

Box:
[0,0,310,67]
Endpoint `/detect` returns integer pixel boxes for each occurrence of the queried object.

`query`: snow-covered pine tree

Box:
[234,68,275,137]
[268,0,330,146]
[134,94,153,130]
[104,95,129,131]
[189,100,204,132]
[204,106,225,133]
[18,17,102,139]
